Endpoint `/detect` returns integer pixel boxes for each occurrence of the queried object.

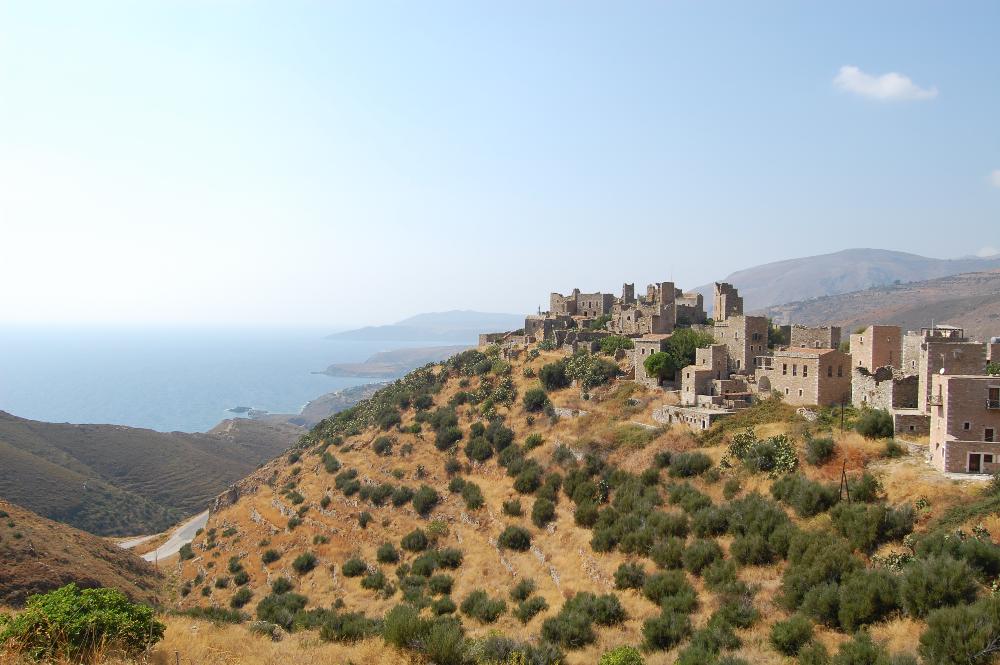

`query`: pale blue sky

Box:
[2,1,998,327]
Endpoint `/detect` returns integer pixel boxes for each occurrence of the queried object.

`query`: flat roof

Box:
[774,347,839,356]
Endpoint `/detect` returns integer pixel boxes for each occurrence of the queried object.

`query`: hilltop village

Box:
[482,281,1000,475]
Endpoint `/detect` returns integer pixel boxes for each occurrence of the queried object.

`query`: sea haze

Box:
[0,327,441,433]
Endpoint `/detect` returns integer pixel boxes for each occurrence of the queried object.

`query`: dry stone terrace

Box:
[481,280,1000,472]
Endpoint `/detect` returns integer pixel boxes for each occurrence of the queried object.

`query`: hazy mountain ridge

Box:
[693,248,1000,311]
[328,310,523,342]
[759,269,1000,340]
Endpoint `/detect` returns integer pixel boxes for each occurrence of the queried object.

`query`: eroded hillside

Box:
[170,344,1000,665]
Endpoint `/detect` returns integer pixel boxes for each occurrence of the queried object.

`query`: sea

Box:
[0,326,441,433]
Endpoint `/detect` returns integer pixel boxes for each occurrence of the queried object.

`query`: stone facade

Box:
[712,315,769,374]
[912,328,987,413]
[851,366,918,411]
[610,282,676,336]
[680,344,729,405]
[675,291,707,325]
[930,374,1000,473]
[653,404,735,431]
[789,325,842,350]
[988,339,1000,364]
[851,325,902,371]
[713,282,743,322]
[549,289,614,317]
[633,334,670,388]
[756,348,852,406]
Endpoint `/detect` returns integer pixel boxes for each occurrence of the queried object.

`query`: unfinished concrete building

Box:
[851,325,902,371]
[789,325,841,350]
[930,374,1000,474]
[756,347,852,406]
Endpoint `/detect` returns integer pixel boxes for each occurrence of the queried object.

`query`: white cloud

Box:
[990,170,1000,188]
[833,65,938,101]
[977,246,999,258]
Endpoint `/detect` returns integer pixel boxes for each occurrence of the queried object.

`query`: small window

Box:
[986,454,995,464]
[798,389,803,397]
[785,388,790,395]
[837,365,843,377]
[792,364,798,376]
[909,425,915,432]
[964,422,971,431]
[782,363,788,375]
[828,365,833,377]
[987,428,995,443]
[803,365,808,378]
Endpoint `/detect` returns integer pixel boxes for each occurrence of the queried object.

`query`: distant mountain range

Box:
[761,270,1000,341]
[321,345,471,378]
[328,310,523,343]
[693,249,1000,311]
[0,412,301,536]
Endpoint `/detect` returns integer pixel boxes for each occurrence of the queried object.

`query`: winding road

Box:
[118,510,209,562]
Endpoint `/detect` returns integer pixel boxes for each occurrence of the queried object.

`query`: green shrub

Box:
[514,465,542,494]
[650,538,685,569]
[642,610,691,651]
[292,551,317,574]
[728,428,798,476]
[465,436,493,462]
[400,528,429,552]
[178,543,195,560]
[460,590,506,623]
[614,562,646,590]
[255,592,308,630]
[318,610,381,643]
[642,570,694,607]
[770,614,814,655]
[914,530,1000,579]
[836,568,900,632]
[830,631,891,665]
[781,530,859,610]
[531,497,556,528]
[919,595,1000,665]
[883,439,905,459]
[498,525,531,551]
[797,640,830,665]
[524,433,544,450]
[668,452,713,477]
[437,547,463,569]
[382,604,427,648]
[435,426,463,451]
[229,587,253,609]
[0,584,164,661]
[271,577,294,594]
[805,437,837,466]
[771,473,840,517]
[683,539,724,575]
[523,387,550,412]
[800,582,840,627]
[361,569,386,591]
[514,596,548,623]
[510,578,536,602]
[539,360,570,391]
[723,478,741,500]
[431,597,457,615]
[322,452,341,473]
[541,609,595,649]
[856,409,894,439]
[412,485,439,516]
[900,555,979,618]
[692,506,731,537]
[565,352,619,388]
[668,482,711,513]
[373,436,393,455]
[342,558,366,577]
[376,543,399,564]
[830,503,915,552]
[599,645,645,665]
[428,574,453,595]
[461,482,485,510]
[502,499,523,517]
[848,472,884,502]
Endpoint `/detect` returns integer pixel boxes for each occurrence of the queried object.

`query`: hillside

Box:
[328,311,523,343]
[760,270,1000,340]
[0,499,161,607]
[0,412,301,536]
[168,344,1000,665]
[693,248,1000,311]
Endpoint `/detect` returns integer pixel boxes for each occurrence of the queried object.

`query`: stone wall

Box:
[852,366,918,410]
[918,340,986,412]
[758,349,851,406]
[713,282,743,322]
[790,325,842,350]
[850,325,902,371]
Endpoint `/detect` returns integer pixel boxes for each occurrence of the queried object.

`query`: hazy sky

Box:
[2,1,999,328]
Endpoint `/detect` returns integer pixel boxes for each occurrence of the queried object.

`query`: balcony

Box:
[988,400,1000,410]
[927,395,943,406]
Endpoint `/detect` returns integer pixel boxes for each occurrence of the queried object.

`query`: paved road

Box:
[117,534,158,550]
[141,510,209,562]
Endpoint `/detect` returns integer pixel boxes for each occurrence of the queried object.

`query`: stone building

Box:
[610,282,677,337]
[851,366,918,411]
[675,290,708,325]
[756,347,852,406]
[929,374,1000,474]
[523,314,574,341]
[549,289,615,318]
[851,325,902,371]
[903,327,987,413]
[988,337,1000,364]
[633,334,670,388]
[680,344,729,404]
[712,315,770,374]
[713,282,743,322]
[789,325,842,350]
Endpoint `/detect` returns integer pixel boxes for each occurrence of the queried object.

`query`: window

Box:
[828,365,833,377]
[964,422,971,431]
[792,364,797,376]
[782,363,787,375]
[859,336,864,344]
[798,389,803,397]
[986,454,995,464]
[837,365,843,377]
[987,428,995,443]
[785,388,790,395]
[803,365,808,378]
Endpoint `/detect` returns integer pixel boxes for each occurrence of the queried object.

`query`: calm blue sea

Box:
[0,327,436,433]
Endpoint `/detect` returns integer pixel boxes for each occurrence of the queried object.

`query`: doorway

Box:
[969,453,982,473]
